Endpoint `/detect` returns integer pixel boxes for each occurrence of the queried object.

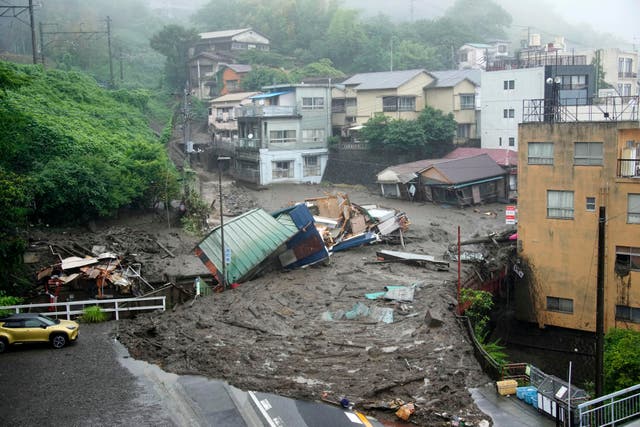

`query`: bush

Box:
[81,306,108,323]
[0,291,22,317]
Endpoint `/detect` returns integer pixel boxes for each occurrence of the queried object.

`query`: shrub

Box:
[0,291,23,317]
[81,305,108,323]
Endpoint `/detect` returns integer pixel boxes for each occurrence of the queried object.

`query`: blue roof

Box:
[250,90,292,99]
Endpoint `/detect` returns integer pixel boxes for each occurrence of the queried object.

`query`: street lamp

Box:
[217,156,231,289]
[545,76,562,123]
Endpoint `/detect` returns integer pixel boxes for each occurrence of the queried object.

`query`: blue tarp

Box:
[250,90,292,100]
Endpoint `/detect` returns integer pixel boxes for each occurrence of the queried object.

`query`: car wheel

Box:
[51,334,67,349]
[0,338,7,353]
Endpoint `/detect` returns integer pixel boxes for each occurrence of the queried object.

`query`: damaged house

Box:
[377,154,508,206]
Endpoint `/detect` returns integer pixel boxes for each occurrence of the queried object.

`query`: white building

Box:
[480,67,545,150]
[234,84,331,186]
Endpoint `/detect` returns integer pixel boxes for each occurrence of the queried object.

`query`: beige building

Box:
[337,69,434,127]
[517,113,640,332]
[425,70,481,145]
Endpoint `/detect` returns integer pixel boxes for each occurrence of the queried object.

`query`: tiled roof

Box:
[426,154,505,184]
[444,147,518,167]
[199,28,252,39]
[342,69,430,90]
[428,69,481,88]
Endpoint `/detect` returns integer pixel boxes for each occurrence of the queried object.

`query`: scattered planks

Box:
[367,249,449,269]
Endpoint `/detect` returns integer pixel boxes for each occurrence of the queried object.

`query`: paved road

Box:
[0,322,383,427]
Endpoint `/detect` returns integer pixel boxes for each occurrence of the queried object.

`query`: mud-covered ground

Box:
[24,134,514,425]
[111,176,512,426]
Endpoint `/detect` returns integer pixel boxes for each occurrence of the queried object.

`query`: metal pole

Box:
[106,16,114,87]
[567,361,572,427]
[28,0,37,64]
[218,157,231,289]
[457,225,461,314]
[39,21,45,66]
[595,206,606,397]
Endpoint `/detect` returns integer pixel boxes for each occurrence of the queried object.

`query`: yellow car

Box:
[0,313,79,353]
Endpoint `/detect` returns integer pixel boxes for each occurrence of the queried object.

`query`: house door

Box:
[472,185,481,204]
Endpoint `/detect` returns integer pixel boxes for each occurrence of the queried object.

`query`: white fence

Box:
[578,383,640,426]
[0,296,166,321]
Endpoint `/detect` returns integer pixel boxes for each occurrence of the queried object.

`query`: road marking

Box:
[248,391,277,427]
[354,410,373,427]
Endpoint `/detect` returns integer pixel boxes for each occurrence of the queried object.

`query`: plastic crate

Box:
[496,380,518,396]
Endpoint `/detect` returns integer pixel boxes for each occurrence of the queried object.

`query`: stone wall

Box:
[322,146,425,189]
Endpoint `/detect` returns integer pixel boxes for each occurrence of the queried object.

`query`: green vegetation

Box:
[150,25,200,90]
[0,292,23,317]
[604,328,640,393]
[0,61,180,292]
[359,107,456,155]
[461,288,509,366]
[80,306,109,323]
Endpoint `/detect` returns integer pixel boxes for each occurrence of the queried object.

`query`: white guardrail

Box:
[0,296,166,321]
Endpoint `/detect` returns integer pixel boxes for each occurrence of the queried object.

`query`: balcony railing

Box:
[236,138,262,151]
[232,167,261,184]
[618,158,640,178]
[236,105,299,117]
[523,96,639,123]
[618,71,638,79]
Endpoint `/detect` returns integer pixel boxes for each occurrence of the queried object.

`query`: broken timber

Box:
[371,250,449,268]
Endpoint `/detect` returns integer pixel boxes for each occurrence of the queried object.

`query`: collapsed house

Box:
[194,192,409,285]
[36,251,150,304]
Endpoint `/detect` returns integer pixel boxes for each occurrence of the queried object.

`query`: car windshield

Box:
[37,315,59,326]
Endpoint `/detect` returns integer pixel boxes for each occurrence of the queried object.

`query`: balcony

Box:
[618,158,640,179]
[236,138,262,151]
[236,105,299,118]
[232,167,261,184]
[618,71,638,79]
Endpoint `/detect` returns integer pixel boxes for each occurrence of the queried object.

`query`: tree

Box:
[604,329,640,393]
[359,114,389,147]
[290,58,345,82]
[592,50,612,92]
[150,25,199,89]
[384,119,425,151]
[324,9,367,72]
[393,40,439,71]
[443,0,512,40]
[241,66,291,91]
[416,106,457,157]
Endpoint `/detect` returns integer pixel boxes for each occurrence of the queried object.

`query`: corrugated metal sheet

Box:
[195,208,296,283]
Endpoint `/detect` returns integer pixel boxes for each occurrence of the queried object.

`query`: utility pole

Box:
[595,206,606,397]
[182,82,193,164]
[0,1,38,64]
[106,16,114,87]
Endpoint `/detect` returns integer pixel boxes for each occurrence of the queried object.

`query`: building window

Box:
[332,98,345,113]
[303,156,320,176]
[301,129,325,143]
[503,80,515,90]
[499,137,502,146]
[628,194,640,223]
[503,108,515,118]
[497,45,507,53]
[457,124,471,138]
[528,142,554,165]
[269,130,296,144]
[460,94,475,109]
[508,137,515,147]
[546,296,573,314]
[398,96,416,111]
[574,142,603,165]
[547,190,574,219]
[383,96,416,112]
[459,52,468,62]
[346,98,357,108]
[226,79,239,91]
[586,196,596,211]
[615,246,640,272]
[272,161,293,179]
[616,305,640,323]
[302,97,325,110]
[559,75,587,90]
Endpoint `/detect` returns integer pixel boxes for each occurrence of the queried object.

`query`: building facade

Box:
[234,84,331,186]
[516,112,640,332]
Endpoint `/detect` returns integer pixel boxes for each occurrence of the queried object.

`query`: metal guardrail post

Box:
[115,301,119,320]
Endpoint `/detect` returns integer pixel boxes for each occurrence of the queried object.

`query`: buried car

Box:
[0,313,79,353]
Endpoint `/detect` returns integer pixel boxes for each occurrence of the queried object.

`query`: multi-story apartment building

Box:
[481,64,595,150]
[516,95,640,332]
[233,84,331,186]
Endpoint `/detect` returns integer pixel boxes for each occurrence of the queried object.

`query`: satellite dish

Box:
[248,133,254,139]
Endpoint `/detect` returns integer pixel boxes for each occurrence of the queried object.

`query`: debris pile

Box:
[195,192,410,285]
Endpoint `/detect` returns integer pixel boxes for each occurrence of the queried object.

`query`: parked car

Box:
[0,313,79,353]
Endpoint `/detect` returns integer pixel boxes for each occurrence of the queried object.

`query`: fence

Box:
[0,296,166,321]
[578,383,640,426]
